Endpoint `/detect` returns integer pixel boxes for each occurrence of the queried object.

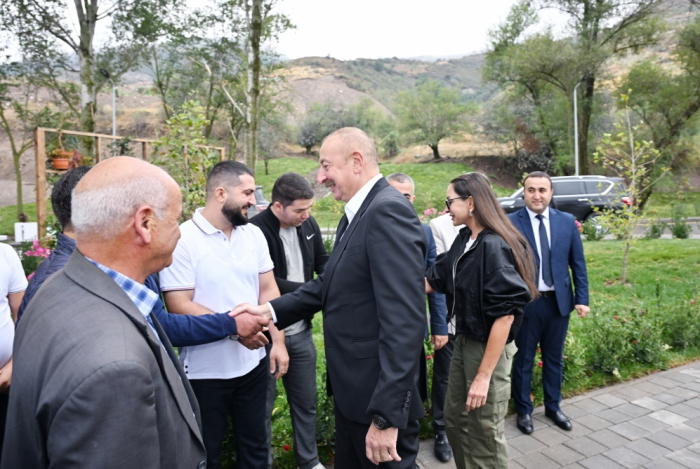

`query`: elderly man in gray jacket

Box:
[1,157,268,469]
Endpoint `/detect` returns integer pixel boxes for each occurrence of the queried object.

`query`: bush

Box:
[582,218,606,241]
[669,202,692,239]
[661,300,700,349]
[643,219,667,239]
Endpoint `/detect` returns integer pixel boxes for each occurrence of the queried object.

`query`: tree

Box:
[616,13,700,208]
[393,80,475,159]
[485,0,664,173]
[152,101,220,219]
[0,54,63,219]
[593,93,667,284]
[0,0,182,149]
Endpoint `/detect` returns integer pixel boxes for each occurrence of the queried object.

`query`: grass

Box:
[0,203,42,236]
[646,191,700,219]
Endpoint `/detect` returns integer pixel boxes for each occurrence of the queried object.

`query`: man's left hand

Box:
[431,335,448,351]
[365,425,401,465]
[238,332,269,350]
[575,304,590,318]
[270,342,289,380]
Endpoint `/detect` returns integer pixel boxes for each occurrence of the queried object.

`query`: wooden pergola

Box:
[34,127,226,238]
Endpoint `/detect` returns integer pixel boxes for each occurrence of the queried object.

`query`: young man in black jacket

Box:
[249,172,329,469]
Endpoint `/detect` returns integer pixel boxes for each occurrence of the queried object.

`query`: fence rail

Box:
[34,127,226,238]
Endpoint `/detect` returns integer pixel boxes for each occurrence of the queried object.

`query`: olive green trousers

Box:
[444,335,517,469]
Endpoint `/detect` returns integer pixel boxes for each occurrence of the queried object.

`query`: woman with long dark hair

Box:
[426,172,538,469]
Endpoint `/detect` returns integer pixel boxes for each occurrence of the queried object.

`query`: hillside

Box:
[283,54,488,108]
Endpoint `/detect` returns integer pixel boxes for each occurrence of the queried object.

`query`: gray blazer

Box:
[1,251,206,469]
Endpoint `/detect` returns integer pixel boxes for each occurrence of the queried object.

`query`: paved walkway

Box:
[416,360,700,469]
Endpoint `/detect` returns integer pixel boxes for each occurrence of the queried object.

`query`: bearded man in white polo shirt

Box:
[160,161,287,469]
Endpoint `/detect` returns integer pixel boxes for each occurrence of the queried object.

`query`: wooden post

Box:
[220,147,225,161]
[95,137,101,163]
[142,142,149,161]
[35,128,47,239]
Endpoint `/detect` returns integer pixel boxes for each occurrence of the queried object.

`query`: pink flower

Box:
[691,300,696,305]
[426,355,433,360]
[614,316,619,320]
[438,210,447,216]
[537,361,543,367]
[27,272,35,281]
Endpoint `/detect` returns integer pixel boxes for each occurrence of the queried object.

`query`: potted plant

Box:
[49,131,72,170]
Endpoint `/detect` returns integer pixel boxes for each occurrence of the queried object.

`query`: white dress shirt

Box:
[345,173,383,225]
[527,206,554,292]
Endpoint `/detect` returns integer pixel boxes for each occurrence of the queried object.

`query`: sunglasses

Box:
[445,196,469,209]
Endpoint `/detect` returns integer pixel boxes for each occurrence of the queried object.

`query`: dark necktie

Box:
[335,214,349,249]
[536,214,553,287]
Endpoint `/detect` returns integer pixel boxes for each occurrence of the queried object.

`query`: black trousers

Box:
[512,295,570,415]
[333,404,419,469]
[431,333,456,433]
[190,358,269,469]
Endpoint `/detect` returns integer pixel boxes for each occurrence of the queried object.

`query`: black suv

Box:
[498,175,630,221]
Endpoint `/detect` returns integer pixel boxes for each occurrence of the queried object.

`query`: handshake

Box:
[227,303,274,350]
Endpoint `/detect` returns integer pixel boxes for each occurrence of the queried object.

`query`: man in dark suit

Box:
[508,171,590,435]
[2,157,268,469]
[234,127,427,468]
[386,172,452,463]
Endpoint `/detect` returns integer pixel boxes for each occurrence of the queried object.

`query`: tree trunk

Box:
[244,0,263,175]
[78,0,97,155]
[429,144,441,159]
[14,154,23,218]
[264,158,269,175]
[577,75,595,175]
[305,145,312,154]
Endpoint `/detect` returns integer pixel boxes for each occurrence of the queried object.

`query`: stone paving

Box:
[416,360,700,469]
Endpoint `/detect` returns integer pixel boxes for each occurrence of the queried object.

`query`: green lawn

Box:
[646,191,700,219]
[0,203,41,236]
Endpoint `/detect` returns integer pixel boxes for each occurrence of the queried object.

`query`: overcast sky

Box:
[272,0,520,60]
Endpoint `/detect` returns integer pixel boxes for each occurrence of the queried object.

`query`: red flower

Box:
[632,340,637,344]
[426,355,433,360]
[283,445,290,452]
[537,348,541,353]
[538,361,543,367]
[614,316,619,320]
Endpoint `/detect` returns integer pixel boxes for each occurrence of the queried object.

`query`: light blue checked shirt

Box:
[87,258,164,347]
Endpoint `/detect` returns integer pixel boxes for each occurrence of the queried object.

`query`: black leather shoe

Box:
[516,413,534,434]
[545,409,573,431]
[434,433,452,462]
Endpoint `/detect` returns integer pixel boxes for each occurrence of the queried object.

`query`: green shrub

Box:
[643,219,667,239]
[670,203,693,239]
[661,300,700,349]
[585,312,634,374]
[582,218,606,241]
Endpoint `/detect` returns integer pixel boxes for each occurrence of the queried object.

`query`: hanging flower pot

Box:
[48,130,73,170]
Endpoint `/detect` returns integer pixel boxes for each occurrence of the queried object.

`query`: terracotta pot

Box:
[52,158,70,170]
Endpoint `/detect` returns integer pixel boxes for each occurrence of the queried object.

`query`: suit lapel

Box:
[63,252,204,443]
[322,179,387,303]
[518,209,540,264]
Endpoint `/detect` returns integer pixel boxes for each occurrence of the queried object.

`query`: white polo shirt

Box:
[160,209,274,380]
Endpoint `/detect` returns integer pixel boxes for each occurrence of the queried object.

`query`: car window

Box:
[585,181,612,195]
[553,181,584,196]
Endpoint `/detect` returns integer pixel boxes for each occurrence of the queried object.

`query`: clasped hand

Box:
[230,304,271,339]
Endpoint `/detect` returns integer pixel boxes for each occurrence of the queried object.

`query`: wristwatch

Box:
[372,414,389,430]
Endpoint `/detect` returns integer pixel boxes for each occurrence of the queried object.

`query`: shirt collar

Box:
[192,208,220,235]
[345,173,383,224]
[86,258,159,321]
[526,206,550,221]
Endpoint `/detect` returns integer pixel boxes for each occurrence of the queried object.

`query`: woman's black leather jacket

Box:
[426,227,532,343]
